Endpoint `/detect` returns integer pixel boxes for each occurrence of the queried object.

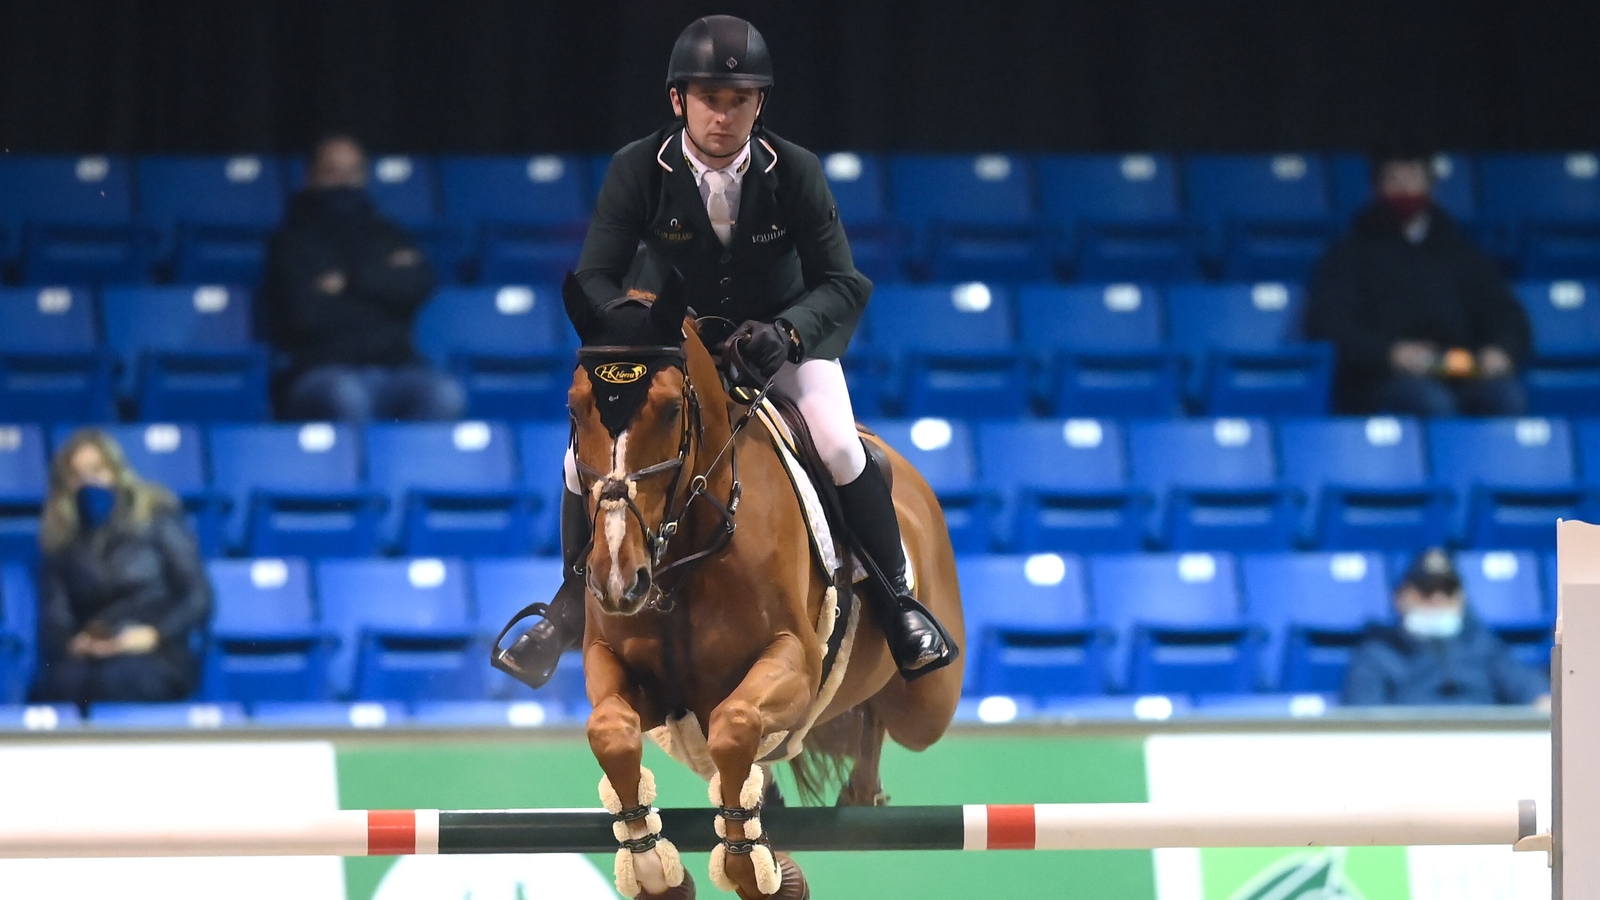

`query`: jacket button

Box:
[720,277,732,286]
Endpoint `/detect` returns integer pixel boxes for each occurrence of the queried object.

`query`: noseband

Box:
[570,344,757,612]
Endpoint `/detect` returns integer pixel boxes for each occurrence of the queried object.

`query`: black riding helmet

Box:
[666,15,773,130]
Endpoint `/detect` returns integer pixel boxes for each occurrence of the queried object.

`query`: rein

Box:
[570,343,777,613]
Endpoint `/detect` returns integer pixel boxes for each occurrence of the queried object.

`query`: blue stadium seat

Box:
[1480,153,1600,277]
[410,700,561,728]
[1191,693,1337,718]
[208,423,383,557]
[1277,416,1450,550]
[958,554,1106,699]
[365,421,533,556]
[977,419,1144,553]
[1089,552,1257,694]
[1036,154,1199,281]
[0,155,151,285]
[136,155,286,283]
[100,285,268,421]
[0,704,81,731]
[283,154,460,280]
[1427,418,1588,549]
[412,284,572,420]
[1016,284,1181,417]
[0,287,115,422]
[517,421,573,555]
[1575,418,1600,490]
[1514,280,1600,416]
[1127,418,1298,551]
[89,702,247,729]
[1165,282,1332,415]
[1241,552,1391,692]
[821,153,905,283]
[0,425,49,559]
[864,283,1027,418]
[250,701,408,729]
[438,155,589,284]
[316,557,482,701]
[1184,154,1335,281]
[52,424,225,556]
[202,558,334,704]
[866,419,992,553]
[0,564,39,704]
[1329,153,1479,228]
[1455,549,1554,671]
[887,155,1050,282]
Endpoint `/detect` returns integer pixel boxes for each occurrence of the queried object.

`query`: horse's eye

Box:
[661,401,683,421]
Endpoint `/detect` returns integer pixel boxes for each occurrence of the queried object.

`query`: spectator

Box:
[29,430,212,710]
[1307,152,1531,416]
[261,135,464,421]
[1343,548,1547,706]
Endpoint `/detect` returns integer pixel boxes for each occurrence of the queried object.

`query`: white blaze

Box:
[605,432,630,599]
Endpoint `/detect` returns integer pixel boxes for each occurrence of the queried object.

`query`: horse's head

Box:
[564,271,701,616]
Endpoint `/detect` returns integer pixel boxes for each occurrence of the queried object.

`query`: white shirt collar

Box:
[681,131,752,187]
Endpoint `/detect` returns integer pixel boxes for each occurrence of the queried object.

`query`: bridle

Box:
[569,342,775,612]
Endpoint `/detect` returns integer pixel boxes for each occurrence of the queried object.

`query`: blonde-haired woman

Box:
[29,429,212,708]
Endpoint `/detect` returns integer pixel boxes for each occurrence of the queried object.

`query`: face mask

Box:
[75,485,117,531]
[1383,193,1431,222]
[1403,608,1464,640]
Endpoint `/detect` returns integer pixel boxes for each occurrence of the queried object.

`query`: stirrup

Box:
[490,600,578,689]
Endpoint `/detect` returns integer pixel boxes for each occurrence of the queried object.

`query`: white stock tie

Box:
[704,169,735,246]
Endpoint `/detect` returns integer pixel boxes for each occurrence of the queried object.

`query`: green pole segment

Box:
[437,806,968,854]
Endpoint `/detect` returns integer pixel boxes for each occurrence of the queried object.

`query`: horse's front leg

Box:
[586,640,693,900]
[707,632,814,900]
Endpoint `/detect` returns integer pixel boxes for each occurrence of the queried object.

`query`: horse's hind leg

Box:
[869,655,962,753]
[706,633,814,900]
[836,708,889,807]
[585,642,693,900]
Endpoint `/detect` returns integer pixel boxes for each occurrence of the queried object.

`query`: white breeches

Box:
[563,357,866,494]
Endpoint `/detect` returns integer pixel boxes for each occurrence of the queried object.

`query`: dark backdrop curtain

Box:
[1,0,1597,156]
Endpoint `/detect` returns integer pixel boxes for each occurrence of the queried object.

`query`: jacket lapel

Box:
[663,133,722,262]
[729,139,773,251]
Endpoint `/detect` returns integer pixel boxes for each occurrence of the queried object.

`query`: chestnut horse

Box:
[561,274,964,900]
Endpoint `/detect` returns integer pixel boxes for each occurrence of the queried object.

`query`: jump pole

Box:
[0,800,1538,859]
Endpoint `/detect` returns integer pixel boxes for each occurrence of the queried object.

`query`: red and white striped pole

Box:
[0,800,1536,859]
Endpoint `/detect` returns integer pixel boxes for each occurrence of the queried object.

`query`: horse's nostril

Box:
[626,567,652,603]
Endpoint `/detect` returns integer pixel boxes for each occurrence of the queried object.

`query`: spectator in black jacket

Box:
[1307,153,1531,416]
[29,430,213,710]
[262,136,463,421]
[1343,548,1548,706]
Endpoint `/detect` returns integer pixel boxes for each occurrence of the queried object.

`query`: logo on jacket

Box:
[752,224,787,244]
[594,362,648,385]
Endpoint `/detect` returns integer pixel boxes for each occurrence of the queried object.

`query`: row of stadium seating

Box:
[0,416,1590,559]
[5,152,1600,286]
[4,277,1599,422]
[0,549,1553,709]
[0,693,1353,731]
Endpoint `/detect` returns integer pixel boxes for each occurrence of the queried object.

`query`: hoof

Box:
[734,853,808,900]
[638,870,696,900]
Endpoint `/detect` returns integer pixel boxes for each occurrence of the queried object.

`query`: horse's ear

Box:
[561,272,595,343]
[648,266,690,342]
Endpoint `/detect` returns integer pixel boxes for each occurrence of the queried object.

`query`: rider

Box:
[508,15,956,686]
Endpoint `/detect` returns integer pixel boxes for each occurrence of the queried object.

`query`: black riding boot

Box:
[836,447,957,679]
[491,489,589,689]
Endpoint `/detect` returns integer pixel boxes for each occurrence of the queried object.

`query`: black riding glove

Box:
[727,320,801,385]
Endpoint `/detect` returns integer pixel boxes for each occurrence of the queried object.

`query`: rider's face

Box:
[671,83,763,162]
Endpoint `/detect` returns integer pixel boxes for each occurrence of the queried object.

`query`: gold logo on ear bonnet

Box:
[594,362,648,385]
